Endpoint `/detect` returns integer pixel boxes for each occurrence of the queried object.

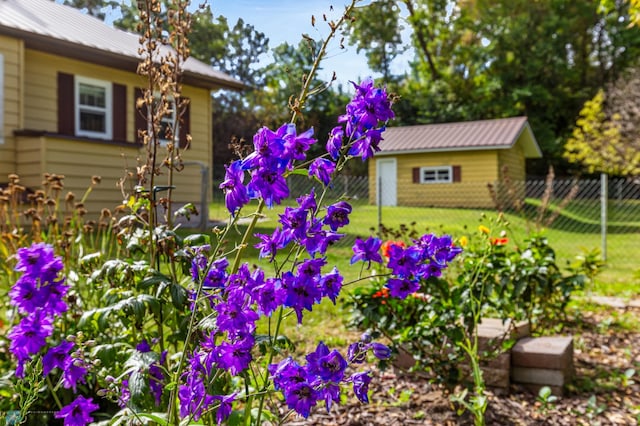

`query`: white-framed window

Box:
[420,166,452,184]
[157,96,176,146]
[0,53,4,144]
[75,76,112,139]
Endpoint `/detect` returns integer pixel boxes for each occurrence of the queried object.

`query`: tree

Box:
[349,0,640,174]
[347,0,405,81]
[62,0,118,20]
[564,74,640,177]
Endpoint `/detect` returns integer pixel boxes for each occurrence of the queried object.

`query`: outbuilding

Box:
[369,117,543,208]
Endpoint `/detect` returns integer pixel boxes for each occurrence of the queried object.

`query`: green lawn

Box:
[210,200,638,286]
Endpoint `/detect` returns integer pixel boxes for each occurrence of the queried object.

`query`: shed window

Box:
[75,76,112,139]
[157,96,177,146]
[420,166,452,183]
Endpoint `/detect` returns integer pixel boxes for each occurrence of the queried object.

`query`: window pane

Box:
[79,83,106,108]
[437,170,450,180]
[423,170,436,181]
[80,110,106,132]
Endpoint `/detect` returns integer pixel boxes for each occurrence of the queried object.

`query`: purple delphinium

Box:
[319,268,343,304]
[246,166,290,208]
[280,124,316,164]
[42,341,74,376]
[323,201,352,232]
[326,126,344,160]
[252,277,286,317]
[212,393,236,425]
[55,395,100,426]
[179,370,215,421]
[386,277,421,300]
[306,342,348,383]
[215,336,254,376]
[220,160,249,215]
[350,236,384,268]
[351,371,372,403]
[8,310,54,360]
[308,158,335,186]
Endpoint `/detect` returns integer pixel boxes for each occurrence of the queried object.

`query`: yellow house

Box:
[369,117,542,208]
[0,0,243,225]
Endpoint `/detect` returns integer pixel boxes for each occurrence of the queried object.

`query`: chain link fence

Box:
[269,174,639,284]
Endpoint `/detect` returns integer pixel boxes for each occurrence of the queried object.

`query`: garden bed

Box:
[290,304,640,425]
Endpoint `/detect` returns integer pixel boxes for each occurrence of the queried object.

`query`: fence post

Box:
[377,176,382,236]
[600,172,608,261]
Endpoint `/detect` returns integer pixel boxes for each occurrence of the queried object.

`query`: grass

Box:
[210,199,638,285]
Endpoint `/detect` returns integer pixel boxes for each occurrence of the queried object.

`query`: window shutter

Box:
[112,83,127,141]
[412,167,420,183]
[179,98,191,149]
[134,87,147,144]
[57,72,74,135]
[453,165,461,182]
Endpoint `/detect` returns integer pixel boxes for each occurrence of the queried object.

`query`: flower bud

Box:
[361,332,372,343]
[371,342,391,360]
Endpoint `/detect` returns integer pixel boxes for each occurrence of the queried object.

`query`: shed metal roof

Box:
[379,116,542,158]
[0,0,244,90]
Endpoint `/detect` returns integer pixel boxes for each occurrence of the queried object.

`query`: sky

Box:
[208,0,382,86]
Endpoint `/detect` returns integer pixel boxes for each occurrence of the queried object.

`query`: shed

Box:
[368,117,542,208]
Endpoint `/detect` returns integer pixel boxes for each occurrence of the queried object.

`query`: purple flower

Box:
[215,301,258,336]
[296,189,317,212]
[215,336,254,375]
[348,127,385,161]
[55,395,99,426]
[281,124,316,163]
[320,383,341,413]
[213,393,236,425]
[351,371,372,403]
[306,342,348,383]
[283,271,322,324]
[253,278,286,317]
[14,243,64,281]
[179,372,215,421]
[326,126,344,160]
[220,160,249,214]
[242,126,287,171]
[386,277,420,299]
[42,341,74,376]
[347,342,367,364]
[386,245,422,278]
[323,201,352,231]
[309,158,335,186]
[246,166,289,208]
[370,342,391,360]
[319,268,343,304]
[62,359,88,392]
[255,227,289,261]
[351,237,384,268]
[284,381,319,418]
[279,206,310,241]
[203,258,229,289]
[9,276,47,315]
[8,310,53,359]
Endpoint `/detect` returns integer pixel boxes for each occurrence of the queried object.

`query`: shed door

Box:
[377,158,397,206]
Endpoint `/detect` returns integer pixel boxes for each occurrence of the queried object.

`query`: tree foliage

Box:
[349,0,640,174]
[564,72,640,177]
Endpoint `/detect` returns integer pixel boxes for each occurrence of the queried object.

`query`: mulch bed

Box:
[285,305,640,425]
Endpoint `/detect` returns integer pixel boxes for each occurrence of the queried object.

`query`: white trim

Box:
[75,75,112,139]
[0,53,4,144]
[419,165,452,184]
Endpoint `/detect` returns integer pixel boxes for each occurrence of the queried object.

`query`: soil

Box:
[285,303,640,425]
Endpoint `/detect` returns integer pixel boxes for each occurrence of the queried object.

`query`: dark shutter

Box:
[453,165,461,182]
[179,97,191,149]
[57,72,74,135]
[134,87,146,144]
[112,83,127,141]
[412,167,420,183]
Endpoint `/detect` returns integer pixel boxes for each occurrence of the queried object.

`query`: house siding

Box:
[11,49,213,220]
[0,35,23,176]
[369,150,500,208]
[498,140,525,181]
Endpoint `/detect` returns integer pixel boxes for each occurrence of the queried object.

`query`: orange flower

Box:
[490,237,508,246]
[381,240,406,258]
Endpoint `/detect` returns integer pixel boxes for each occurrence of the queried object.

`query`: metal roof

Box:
[379,116,543,158]
[0,0,244,90]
